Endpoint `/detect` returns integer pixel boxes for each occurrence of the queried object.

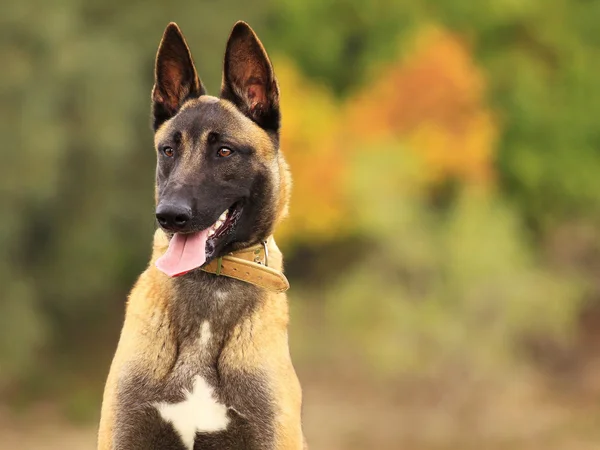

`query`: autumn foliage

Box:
[274,61,346,243]
[276,26,498,244]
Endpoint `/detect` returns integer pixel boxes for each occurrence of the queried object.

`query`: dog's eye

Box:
[162,146,174,157]
[217,147,233,158]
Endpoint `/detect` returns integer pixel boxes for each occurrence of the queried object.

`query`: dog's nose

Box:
[156,204,192,231]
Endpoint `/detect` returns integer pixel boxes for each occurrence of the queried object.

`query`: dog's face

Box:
[151,22,288,275]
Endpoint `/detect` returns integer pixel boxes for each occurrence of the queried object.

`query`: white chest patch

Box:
[214,289,228,301]
[155,375,229,449]
[199,320,212,347]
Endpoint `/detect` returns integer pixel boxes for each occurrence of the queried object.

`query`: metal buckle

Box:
[262,240,269,267]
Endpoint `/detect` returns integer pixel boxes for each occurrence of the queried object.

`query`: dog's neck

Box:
[148,229,286,352]
[151,229,286,279]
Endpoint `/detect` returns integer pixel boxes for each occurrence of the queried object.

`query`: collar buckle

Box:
[262,240,269,267]
[254,241,269,266]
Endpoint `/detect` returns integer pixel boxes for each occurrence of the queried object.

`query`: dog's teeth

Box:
[207,214,226,238]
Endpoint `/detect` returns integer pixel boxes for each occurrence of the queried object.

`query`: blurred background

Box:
[2,0,600,448]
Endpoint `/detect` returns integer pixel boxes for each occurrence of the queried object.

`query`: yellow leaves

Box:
[274,26,499,245]
[406,110,496,186]
[274,59,347,244]
[345,26,498,186]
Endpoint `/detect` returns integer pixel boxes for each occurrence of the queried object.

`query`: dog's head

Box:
[151,22,290,277]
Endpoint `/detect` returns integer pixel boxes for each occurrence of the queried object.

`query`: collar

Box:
[201,240,290,293]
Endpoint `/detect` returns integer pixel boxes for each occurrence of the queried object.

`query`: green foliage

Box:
[0,278,47,388]
[458,0,600,229]
[314,146,583,378]
[265,0,422,95]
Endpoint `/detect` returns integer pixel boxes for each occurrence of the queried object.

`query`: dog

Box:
[97,21,305,450]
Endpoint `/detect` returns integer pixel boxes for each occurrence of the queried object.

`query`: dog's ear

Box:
[220,21,280,132]
[152,23,206,130]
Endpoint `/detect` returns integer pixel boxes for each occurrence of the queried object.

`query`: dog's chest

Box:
[114,308,275,449]
[152,321,229,448]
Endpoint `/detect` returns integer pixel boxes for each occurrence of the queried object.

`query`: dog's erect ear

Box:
[221,21,280,132]
[152,23,206,130]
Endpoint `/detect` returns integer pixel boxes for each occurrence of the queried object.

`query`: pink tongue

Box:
[155,230,209,277]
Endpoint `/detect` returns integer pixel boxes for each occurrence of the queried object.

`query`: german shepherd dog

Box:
[98,21,305,449]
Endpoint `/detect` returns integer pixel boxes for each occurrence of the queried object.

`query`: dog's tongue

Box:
[155,230,209,277]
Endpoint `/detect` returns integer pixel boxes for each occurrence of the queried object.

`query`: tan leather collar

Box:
[201,240,290,293]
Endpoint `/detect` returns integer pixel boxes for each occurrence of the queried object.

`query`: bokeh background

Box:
[2,0,600,448]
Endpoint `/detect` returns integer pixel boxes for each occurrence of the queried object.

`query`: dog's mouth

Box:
[155,202,243,277]
[205,202,243,260]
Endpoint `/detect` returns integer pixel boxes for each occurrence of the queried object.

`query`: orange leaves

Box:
[345,26,497,186]
[274,26,499,245]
